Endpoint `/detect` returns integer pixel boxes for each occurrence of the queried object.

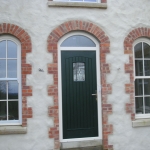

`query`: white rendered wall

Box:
[0,0,150,150]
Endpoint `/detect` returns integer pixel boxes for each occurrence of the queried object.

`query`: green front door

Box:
[61,51,98,139]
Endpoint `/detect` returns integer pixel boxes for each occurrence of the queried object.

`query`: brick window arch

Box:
[124,27,150,120]
[47,20,113,150]
[0,23,32,127]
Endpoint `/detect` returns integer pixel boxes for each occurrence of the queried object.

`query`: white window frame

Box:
[58,31,102,142]
[53,0,101,3]
[134,38,150,119]
[0,35,22,125]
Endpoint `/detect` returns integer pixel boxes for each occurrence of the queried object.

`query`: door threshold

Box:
[61,139,102,149]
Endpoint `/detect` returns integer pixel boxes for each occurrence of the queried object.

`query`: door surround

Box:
[47,20,113,150]
[58,32,101,142]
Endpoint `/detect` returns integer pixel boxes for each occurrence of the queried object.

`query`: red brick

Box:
[124,27,150,122]
[47,20,112,150]
[0,23,33,127]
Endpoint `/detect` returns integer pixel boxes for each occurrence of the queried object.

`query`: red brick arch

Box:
[0,23,33,126]
[124,27,150,120]
[47,20,113,150]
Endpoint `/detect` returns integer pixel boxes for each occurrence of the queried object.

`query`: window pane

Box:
[85,0,97,2]
[7,40,17,58]
[144,60,150,76]
[144,97,150,114]
[7,60,17,78]
[135,60,143,76]
[135,79,143,96]
[70,0,82,1]
[0,81,6,100]
[73,63,85,81]
[135,97,143,114]
[0,101,7,120]
[0,41,6,58]
[0,60,6,78]
[61,35,96,47]
[144,79,150,95]
[8,101,18,120]
[134,43,142,58]
[143,43,150,58]
[8,81,18,100]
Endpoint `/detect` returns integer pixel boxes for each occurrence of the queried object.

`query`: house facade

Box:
[0,0,150,150]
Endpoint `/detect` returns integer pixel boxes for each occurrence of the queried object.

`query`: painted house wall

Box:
[0,0,150,150]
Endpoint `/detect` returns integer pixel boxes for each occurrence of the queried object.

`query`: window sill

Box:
[47,1,107,9]
[0,126,27,135]
[132,119,150,128]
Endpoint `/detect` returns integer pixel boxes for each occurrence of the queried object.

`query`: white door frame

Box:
[58,31,102,142]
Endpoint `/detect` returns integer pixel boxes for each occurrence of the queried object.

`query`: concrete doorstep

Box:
[60,139,102,150]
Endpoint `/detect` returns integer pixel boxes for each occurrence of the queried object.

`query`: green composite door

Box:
[61,51,98,139]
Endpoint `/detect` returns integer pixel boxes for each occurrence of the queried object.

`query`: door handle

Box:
[91,91,97,100]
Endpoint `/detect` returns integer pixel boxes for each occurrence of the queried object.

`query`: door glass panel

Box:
[144,60,150,76]
[8,101,18,120]
[143,43,150,58]
[135,60,143,76]
[7,60,17,78]
[0,60,6,78]
[61,35,96,47]
[0,101,7,120]
[73,62,85,81]
[8,81,18,100]
[7,40,17,58]
[135,43,142,58]
[135,79,143,96]
[135,97,143,114]
[0,40,6,58]
[144,97,150,114]
[0,81,6,100]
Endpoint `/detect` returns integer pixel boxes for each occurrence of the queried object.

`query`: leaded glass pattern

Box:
[73,62,85,81]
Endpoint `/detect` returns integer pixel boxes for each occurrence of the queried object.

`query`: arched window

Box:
[134,39,150,118]
[0,36,21,125]
[60,35,96,47]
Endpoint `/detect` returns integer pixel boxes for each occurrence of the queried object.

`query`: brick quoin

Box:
[47,20,113,150]
[124,27,150,121]
[0,23,33,126]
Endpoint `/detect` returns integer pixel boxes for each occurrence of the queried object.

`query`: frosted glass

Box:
[73,62,85,81]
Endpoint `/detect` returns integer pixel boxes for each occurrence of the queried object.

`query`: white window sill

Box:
[0,126,27,134]
[47,1,107,9]
[132,119,150,128]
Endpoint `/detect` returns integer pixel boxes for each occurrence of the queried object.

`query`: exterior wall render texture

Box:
[0,0,150,150]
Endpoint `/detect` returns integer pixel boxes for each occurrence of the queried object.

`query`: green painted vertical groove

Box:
[62,51,98,139]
